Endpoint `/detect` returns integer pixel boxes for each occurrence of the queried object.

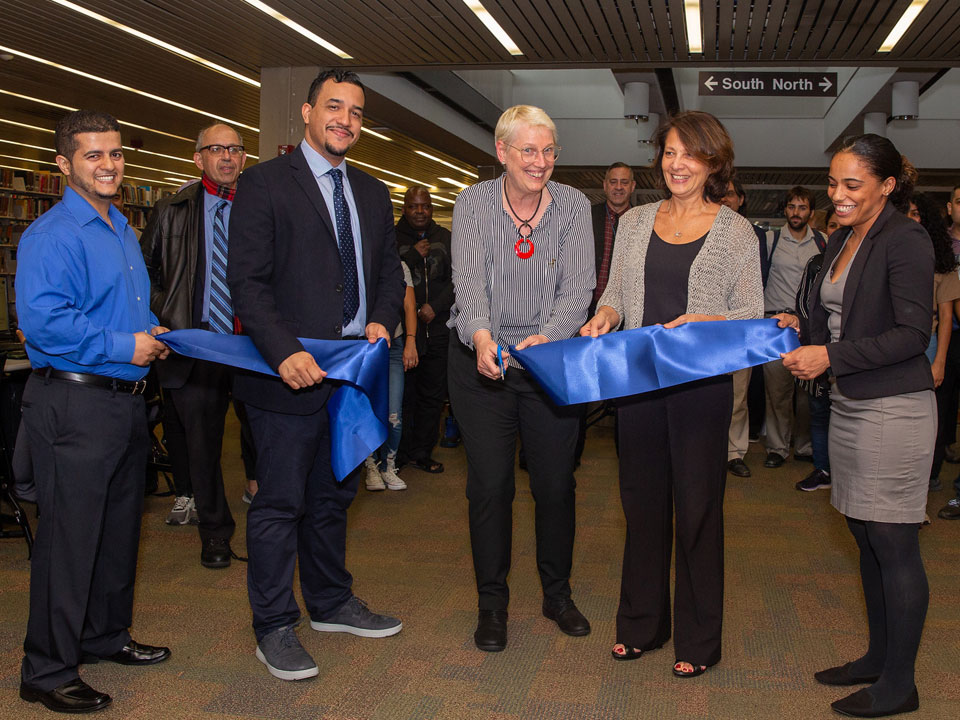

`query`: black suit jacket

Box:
[804,202,933,399]
[227,145,404,415]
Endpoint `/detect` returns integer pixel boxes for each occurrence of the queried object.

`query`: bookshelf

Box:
[0,168,172,329]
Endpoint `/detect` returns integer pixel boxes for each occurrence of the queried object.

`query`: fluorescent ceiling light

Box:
[463,1,523,56]
[390,198,403,205]
[0,45,259,133]
[123,175,181,187]
[241,0,352,59]
[0,156,180,187]
[0,138,196,178]
[165,176,194,183]
[0,118,52,133]
[684,1,703,53]
[415,150,478,178]
[49,0,260,87]
[0,153,59,167]
[439,177,470,189]
[361,127,392,142]
[430,194,455,205]
[878,0,929,52]
[348,158,432,187]
[123,147,195,164]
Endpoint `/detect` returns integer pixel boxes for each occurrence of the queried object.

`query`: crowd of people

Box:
[10,67,957,719]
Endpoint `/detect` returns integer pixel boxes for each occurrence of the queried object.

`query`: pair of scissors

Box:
[496,345,506,380]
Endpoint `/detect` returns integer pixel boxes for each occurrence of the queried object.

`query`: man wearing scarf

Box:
[141,123,248,569]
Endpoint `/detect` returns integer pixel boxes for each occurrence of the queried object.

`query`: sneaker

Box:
[364,456,385,492]
[165,496,193,525]
[186,497,199,525]
[937,497,960,519]
[439,416,461,448]
[796,469,831,492]
[310,596,402,638]
[381,458,406,491]
[255,624,318,681]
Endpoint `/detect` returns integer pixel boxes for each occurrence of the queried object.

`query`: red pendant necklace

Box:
[504,185,542,259]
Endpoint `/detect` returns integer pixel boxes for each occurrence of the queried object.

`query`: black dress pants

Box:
[615,375,732,667]
[448,335,580,611]
[244,404,359,641]
[165,359,235,542]
[21,375,149,690]
[401,330,448,462]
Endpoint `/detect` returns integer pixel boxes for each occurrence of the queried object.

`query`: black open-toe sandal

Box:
[611,644,643,661]
[412,457,444,473]
[673,660,708,678]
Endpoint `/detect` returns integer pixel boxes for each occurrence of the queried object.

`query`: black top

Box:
[642,230,707,326]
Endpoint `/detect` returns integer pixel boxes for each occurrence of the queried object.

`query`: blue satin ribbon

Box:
[509,319,800,406]
[157,329,388,481]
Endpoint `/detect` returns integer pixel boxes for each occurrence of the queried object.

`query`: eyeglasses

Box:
[505,143,561,162]
[198,144,245,156]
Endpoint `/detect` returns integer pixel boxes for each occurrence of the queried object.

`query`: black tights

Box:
[845,517,928,703]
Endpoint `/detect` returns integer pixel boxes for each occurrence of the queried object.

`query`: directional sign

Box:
[699,71,837,97]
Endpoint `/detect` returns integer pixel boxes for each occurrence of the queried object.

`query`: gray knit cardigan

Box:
[597,200,764,329]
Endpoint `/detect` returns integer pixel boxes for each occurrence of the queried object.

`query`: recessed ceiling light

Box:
[0,45,259,133]
[439,177,470,189]
[462,1,523,56]
[878,0,929,52]
[0,118,53,133]
[361,127,392,142]
[241,0,352,59]
[348,159,432,187]
[415,150,479,179]
[49,0,260,87]
[684,1,703,54]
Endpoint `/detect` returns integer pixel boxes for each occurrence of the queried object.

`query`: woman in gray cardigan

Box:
[582,111,762,677]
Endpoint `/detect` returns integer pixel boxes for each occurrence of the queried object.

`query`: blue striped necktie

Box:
[328,167,360,325]
[208,200,233,334]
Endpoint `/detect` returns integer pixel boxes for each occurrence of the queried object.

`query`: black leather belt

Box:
[34,368,148,395]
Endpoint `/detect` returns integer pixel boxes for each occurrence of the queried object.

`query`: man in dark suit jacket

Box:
[227,69,405,681]
[141,123,249,569]
[590,162,635,315]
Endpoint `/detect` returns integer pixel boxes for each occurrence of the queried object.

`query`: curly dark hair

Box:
[912,193,958,275]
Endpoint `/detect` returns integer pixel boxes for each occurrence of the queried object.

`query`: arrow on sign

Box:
[820,76,833,92]
[703,75,717,92]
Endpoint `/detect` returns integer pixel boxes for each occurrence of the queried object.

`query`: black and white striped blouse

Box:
[449,175,595,359]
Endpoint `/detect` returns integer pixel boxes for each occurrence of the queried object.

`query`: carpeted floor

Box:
[1,409,958,719]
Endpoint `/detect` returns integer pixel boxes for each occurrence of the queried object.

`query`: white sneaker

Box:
[364,456,385,491]
[185,496,199,525]
[381,458,406,491]
[165,495,193,525]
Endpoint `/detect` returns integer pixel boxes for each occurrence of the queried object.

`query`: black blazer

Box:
[804,202,933,400]
[227,145,404,415]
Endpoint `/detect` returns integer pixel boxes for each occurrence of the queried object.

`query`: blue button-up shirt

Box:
[15,187,158,380]
[299,139,367,336]
[201,189,231,324]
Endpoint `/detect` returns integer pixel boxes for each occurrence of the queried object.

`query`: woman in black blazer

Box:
[776,135,934,718]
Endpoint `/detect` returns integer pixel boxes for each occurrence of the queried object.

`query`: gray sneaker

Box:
[310,596,402,638]
[255,624,318,681]
[165,496,192,525]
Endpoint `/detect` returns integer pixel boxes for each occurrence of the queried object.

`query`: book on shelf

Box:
[1,246,17,274]
[0,195,55,220]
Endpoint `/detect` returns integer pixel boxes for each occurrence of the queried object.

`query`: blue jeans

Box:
[809,390,831,473]
[375,337,405,464]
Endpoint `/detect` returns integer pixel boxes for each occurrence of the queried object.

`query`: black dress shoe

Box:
[102,640,171,666]
[201,537,232,568]
[727,458,751,477]
[815,662,881,686]
[793,452,814,463]
[831,686,919,718]
[20,679,112,713]
[764,451,786,468]
[542,597,591,637]
[474,610,508,652]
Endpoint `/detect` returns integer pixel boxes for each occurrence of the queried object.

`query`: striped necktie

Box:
[328,167,360,325]
[208,199,233,334]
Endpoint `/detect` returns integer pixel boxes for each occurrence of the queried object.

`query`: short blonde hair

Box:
[494,105,557,146]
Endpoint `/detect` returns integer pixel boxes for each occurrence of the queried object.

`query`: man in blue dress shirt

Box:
[16,110,171,715]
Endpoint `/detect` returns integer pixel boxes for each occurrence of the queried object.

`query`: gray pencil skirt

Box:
[828,386,936,524]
